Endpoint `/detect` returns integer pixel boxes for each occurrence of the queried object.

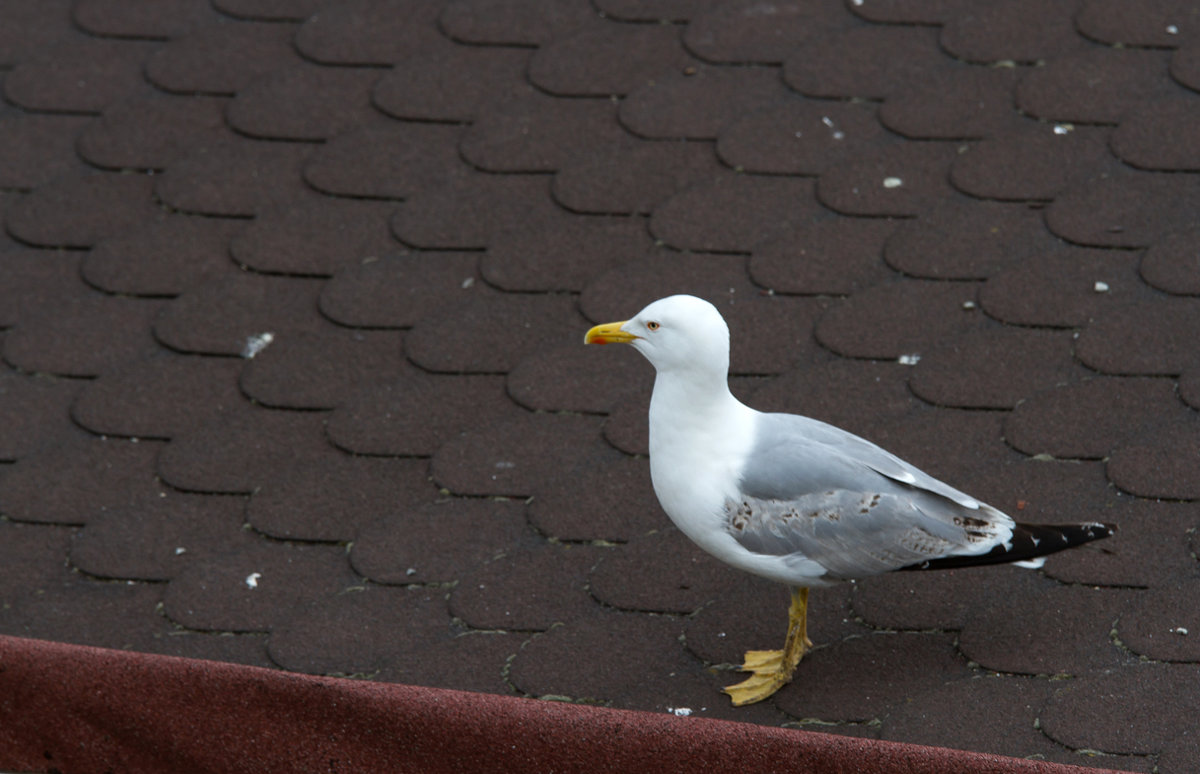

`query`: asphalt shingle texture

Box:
[1,1,1198,771]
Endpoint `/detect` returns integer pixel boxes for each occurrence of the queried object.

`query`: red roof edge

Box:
[0,634,1130,774]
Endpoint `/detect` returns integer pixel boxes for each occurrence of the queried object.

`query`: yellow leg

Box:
[723,587,811,706]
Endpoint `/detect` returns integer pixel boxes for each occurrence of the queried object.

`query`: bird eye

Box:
[646,321,660,331]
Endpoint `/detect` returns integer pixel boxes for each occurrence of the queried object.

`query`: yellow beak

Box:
[584,320,638,345]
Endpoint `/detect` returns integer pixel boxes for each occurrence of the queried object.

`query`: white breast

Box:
[646,379,756,557]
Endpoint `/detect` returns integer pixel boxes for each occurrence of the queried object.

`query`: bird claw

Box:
[723,648,796,705]
[738,649,784,672]
[723,668,790,706]
[724,588,811,706]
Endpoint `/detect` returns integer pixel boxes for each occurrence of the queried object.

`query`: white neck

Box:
[647,369,756,468]
[645,367,758,554]
[651,360,724,408]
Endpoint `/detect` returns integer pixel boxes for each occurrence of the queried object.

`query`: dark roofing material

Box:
[2,0,1199,771]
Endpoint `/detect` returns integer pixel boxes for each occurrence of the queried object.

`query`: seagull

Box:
[584,294,1114,706]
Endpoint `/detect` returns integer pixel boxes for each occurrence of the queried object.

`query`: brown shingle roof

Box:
[3,0,1199,770]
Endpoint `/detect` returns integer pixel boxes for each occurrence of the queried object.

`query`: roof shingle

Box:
[3,0,1197,769]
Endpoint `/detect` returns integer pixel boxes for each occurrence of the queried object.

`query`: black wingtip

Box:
[900,521,1116,572]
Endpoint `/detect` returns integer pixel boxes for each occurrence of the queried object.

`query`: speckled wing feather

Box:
[727,413,1113,581]
[727,412,1015,580]
[725,488,1007,581]
[898,521,1115,572]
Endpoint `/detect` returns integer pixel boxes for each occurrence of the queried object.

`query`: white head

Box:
[584,295,731,378]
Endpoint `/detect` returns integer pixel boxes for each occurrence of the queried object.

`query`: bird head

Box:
[584,294,731,377]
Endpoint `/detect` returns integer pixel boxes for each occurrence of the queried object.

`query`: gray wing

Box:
[739,413,981,508]
[729,413,1012,580]
[727,489,1006,580]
